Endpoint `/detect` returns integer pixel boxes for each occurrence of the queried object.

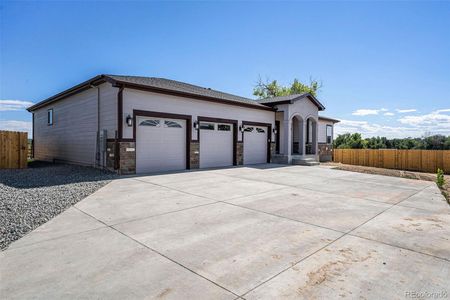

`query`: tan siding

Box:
[33,83,117,166]
[318,120,333,143]
[99,83,118,139]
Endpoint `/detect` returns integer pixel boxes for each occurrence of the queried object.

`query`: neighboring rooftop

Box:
[256,93,325,111]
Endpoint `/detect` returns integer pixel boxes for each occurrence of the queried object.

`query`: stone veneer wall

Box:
[190,141,200,169]
[106,141,116,171]
[270,142,276,161]
[236,142,244,165]
[318,143,333,162]
[119,142,136,174]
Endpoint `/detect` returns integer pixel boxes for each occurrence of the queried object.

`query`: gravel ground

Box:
[0,162,117,250]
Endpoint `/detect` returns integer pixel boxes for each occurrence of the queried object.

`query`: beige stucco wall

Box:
[121,89,275,142]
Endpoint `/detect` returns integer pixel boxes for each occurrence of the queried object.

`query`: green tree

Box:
[444,136,450,150]
[334,133,365,149]
[253,77,322,99]
[334,134,450,150]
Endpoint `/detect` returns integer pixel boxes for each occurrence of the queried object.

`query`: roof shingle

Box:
[106,75,268,108]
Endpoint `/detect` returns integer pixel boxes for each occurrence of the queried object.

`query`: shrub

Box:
[436,168,445,188]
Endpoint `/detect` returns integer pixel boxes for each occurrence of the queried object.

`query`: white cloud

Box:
[0,120,32,135]
[398,109,450,127]
[334,120,424,138]
[335,108,450,138]
[384,112,395,116]
[352,109,381,116]
[351,108,391,116]
[396,109,417,113]
[0,100,34,111]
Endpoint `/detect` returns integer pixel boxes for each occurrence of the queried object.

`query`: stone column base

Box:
[119,141,136,175]
[190,141,200,169]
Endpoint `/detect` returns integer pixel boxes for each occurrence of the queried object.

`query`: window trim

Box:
[217,124,231,131]
[199,122,215,130]
[47,109,53,126]
[164,120,182,128]
[139,119,160,127]
[326,124,333,144]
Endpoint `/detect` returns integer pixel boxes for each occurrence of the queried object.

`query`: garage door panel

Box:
[200,122,234,169]
[136,117,186,173]
[243,126,268,165]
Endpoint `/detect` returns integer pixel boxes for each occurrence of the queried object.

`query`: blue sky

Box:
[1,1,449,138]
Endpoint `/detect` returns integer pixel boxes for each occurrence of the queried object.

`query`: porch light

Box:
[273,128,278,134]
[126,115,133,127]
[193,121,199,130]
[239,125,245,133]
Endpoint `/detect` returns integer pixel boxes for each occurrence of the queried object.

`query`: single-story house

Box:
[27,75,339,174]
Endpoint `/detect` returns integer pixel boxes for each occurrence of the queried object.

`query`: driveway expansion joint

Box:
[73,206,240,297]
[238,177,443,297]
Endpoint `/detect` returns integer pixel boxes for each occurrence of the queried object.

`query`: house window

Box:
[326,125,332,144]
[164,120,182,128]
[218,124,231,131]
[140,119,160,127]
[243,127,254,132]
[200,122,214,130]
[256,128,265,133]
[47,109,53,126]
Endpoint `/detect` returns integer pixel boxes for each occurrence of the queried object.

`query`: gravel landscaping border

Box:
[0,162,117,250]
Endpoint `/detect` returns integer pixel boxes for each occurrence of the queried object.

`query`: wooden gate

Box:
[0,131,28,169]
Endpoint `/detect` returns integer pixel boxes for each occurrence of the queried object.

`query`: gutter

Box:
[28,74,275,112]
[27,75,111,111]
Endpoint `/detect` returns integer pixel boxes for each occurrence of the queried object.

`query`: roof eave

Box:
[319,116,340,123]
[27,75,113,112]
[114,80,275,112]
[259,94,325,111]
[305,94,325,111]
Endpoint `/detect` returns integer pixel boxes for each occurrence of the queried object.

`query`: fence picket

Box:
[0,130,28,169]
[334,148,450,174]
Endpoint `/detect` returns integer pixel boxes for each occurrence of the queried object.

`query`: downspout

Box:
[114,86,124,171]
[90,84,100,167]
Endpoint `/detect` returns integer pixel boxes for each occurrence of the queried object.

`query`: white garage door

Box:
[243,126,268,165]
[200,122,233,168]
[136,116,186,173]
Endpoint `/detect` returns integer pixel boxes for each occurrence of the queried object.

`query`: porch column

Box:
[312,120,318,155]
[283,114,292,163]
[300,119,306,156]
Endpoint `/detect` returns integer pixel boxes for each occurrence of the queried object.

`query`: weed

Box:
[436,168,445,188]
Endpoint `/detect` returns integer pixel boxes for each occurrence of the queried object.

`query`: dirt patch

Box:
[297,247,376,297]
[157,288,172,298]
[322,162,450,205]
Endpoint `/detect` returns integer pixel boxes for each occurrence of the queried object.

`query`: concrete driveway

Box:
[1,165,449,299]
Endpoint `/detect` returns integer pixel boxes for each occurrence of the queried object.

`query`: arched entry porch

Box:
[291,115,304,155]
[305,116,318,155]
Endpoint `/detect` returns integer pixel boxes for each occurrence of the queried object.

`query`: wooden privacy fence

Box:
[0,131,28,169]
[334,149,450,174]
